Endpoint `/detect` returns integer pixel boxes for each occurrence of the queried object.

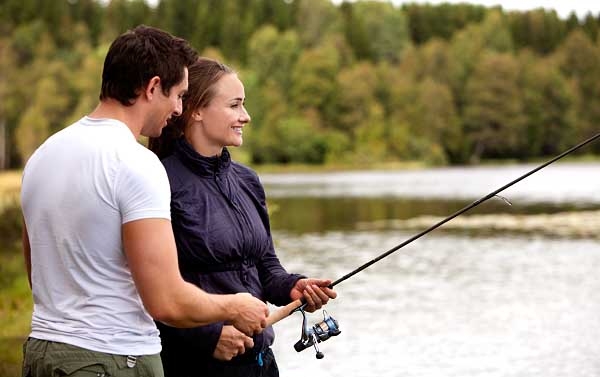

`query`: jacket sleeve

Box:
[237,165,305,306]
[258,237,305,306]
[158,321,224,358]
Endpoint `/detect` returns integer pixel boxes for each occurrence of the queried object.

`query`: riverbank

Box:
[357,210,600,239]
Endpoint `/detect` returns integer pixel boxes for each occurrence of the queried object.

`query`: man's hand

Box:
[229,293,268,336]
[290,278,337,312]
[213,325,255,361]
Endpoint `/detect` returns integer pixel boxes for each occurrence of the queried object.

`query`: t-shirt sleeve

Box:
[115,148,171,224]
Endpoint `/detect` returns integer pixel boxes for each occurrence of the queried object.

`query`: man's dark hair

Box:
[100,25,198,106]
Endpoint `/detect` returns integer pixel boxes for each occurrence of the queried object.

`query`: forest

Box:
[1,0,600,169]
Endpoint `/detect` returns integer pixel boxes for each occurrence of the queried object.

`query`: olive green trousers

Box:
[22,338,164,377]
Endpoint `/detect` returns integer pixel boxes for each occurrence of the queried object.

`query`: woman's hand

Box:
[213,325,255,361]
[290,278,337,312]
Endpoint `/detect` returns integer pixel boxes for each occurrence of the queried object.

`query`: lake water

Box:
[262,162,600,377]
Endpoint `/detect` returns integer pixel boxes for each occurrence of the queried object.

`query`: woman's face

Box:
[192,73,251,156]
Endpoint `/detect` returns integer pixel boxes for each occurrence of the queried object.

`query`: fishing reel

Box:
[293,304,341,359]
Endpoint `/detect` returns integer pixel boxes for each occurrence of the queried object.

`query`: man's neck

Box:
[89,99,144,138]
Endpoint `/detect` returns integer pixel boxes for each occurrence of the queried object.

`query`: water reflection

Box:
[266,196,591,234]
[261,162,600,205]
[262,163,600,376]
[271,231,600,377]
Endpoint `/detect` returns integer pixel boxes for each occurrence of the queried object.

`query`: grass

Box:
[0,171,28,376]
[0,244,30,377]
[0,170,21,211]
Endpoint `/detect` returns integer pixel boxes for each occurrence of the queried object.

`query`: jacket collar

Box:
[174,137,231,177]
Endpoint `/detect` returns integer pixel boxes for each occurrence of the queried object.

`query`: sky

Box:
[333,0,599,19]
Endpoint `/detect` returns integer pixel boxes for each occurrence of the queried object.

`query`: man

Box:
[20,25,268,377]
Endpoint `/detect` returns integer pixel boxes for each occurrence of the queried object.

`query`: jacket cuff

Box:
[268,273,305,306]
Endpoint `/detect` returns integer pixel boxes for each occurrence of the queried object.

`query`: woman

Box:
[149,57,337,377]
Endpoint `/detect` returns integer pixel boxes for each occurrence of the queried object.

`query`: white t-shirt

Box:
[21,117,171,355]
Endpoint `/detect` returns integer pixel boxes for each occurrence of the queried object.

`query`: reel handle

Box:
[266,299,303,327]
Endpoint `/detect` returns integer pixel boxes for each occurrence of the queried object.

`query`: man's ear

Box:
[144,76,161,100]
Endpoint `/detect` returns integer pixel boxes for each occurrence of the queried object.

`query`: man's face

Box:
[141,68,188,138]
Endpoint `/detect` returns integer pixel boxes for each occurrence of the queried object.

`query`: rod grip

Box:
[266,299,303,327]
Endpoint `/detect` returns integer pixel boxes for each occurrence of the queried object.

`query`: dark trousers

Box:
[162,348,278,377]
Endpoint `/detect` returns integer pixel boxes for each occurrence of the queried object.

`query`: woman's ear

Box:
[192,109,203,122]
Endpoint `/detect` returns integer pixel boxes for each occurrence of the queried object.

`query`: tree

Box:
[403,3,486,44]
[103,0,153,39]
[518,51,575,156]
[294,0,340,48]
[463,52,526,161]
[377,64,418,160]
[247,25,300,92]
[332,62,379,135]
[219,0,248,63]
[64,42,106,127]
[555,30,600,149]
[0,0,38,33]
[290,40,340,114]
[508,9,566,54]
[353,1,410,63]
[186,0,221,51]
[479,10,514,53]
[67,0,104,46]
[0,37,16,169]
[418,38,451,84]
[414,78,461,164]
[352,102,388,164]
[581,12,599,41]
[447,24,485,111]
[340,2,372,61]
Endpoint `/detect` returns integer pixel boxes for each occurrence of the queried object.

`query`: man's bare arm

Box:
[22,219,32,289]
[122,218,267,334]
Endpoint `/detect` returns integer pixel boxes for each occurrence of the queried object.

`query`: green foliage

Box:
[519,52,576,156]
[354,1,410,63]
[0,202,21,248]
[0,201,31,376]
[479,10,515,53]
[0,242,31,377]
[403,2,487,44]
[251,116,327,164]
[295,0,340,48]
[415,78,461,163]
[333,62,379,134]
[463,52,526,161]
[1,0,600,168]
[508,9,567,54]
[290,41,340,113]
[247,25,301,91]
[555,30,600,152]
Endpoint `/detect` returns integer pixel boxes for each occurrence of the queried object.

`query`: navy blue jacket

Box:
[157,138,303,370]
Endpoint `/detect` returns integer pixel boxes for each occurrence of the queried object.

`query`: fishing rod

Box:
[266,131,600,358]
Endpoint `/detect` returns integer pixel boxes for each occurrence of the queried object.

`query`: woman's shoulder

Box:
[231,161,259,181]
[159,154,191,192]
[231,161,266,196]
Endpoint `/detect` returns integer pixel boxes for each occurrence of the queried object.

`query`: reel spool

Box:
[293,306,341,359]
